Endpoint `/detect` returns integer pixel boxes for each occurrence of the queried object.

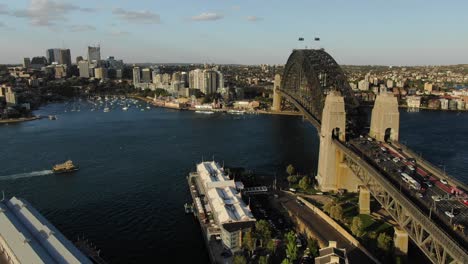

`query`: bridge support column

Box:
[359,186,371,214]
[394,227,409,256]
[316,91,346,191]
[370,93,399,142]
[272,74,282,111]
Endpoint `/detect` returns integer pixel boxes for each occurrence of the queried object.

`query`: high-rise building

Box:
[59,49,72,66]
[46,49,60,64]
[141,68,152,83]
[76,56,83,64]
[204,70,218,95]
[88,46,101,63]
[133,66,141,85]
[78,60,90,78]
[54,65,67,79]
[23,57,31,68]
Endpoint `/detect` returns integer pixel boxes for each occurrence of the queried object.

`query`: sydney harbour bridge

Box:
[273,49,468,264]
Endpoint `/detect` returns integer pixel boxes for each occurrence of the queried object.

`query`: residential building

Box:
[424,82,433,93]
[315,241,349,264]
[5,87,17,106]
[78,60,90,78]
[94,67,107,79]
[133,66,141,85]
[54,65,67,79]
[386,80,394,89]
[76,56,83,64]
[440,98,449,110]
[358,80,369,91]
[0,197,92,264]
[141,68,152,83]
[406,96,421,108]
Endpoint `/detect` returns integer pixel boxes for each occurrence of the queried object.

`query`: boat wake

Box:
[0,170,53,181]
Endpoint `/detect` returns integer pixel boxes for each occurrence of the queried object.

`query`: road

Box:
[280,194,375,264]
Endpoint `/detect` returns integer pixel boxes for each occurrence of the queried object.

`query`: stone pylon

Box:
[316,91,346,191]
[272,74,282,111]
[370,93,400,142]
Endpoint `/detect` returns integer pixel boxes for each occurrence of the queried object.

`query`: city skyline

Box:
[0,0,467,66]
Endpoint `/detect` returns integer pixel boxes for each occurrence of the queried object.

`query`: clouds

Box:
[191,12,224,22]
[69,25,96,32]
[0,4,8,15]
[12,0,95,27]
[112,8,160,24]
[246,16,263,22]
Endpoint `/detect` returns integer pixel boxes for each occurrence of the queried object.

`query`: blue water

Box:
[0,102,318,263]
[0,103,466,263]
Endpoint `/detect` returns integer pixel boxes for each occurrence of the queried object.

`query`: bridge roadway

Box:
[333,138,468,264]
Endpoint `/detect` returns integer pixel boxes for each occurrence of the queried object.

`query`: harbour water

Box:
[0,101,467,263]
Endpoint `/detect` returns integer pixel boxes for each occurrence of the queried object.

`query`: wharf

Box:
[0,116,41,124]
[187,172,231,264]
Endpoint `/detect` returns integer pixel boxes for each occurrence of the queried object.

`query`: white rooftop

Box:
[0,197,92,264]
[196,161,255,225]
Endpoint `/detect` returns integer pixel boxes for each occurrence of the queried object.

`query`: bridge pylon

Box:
[272,74,282,111]
[370,93,400,142]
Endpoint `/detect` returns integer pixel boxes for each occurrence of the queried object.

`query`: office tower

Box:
[23,58,31,68]
[88,46,101,63]
[141,68,152,83]
[78,60,90,78]
[76,56,83,64]
[59,49,72,66]
[46,49,58,64]
[133,66,141,85]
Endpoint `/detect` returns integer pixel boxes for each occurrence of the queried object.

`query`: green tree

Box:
[258,256,268,264]
[281,258,292,264]
[233,255,247,264]
[255,220,272,247]
[242,231,255,256]
[286,164,295,176]
[307,238,319,258]
[377,232,393,252]
[287,175,298,186]
[284,231,298,262]
[266,239,276,254]
[323,200,336,214]
[299,176,311,190]
[351,217,364,237]
[330,204,343,221]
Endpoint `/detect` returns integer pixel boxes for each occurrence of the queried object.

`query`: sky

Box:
[0,0,467,66]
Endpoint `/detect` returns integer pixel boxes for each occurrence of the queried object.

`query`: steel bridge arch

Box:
[279,49,365,135]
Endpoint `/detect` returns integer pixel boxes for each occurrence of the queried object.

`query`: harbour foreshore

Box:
[130,95,302,116]
[0,116,42,124]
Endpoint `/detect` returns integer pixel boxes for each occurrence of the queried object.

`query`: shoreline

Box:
[129,95,303,116]
[0,116,42,124]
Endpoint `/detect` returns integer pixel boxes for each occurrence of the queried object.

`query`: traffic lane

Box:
[282,198,375,264]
